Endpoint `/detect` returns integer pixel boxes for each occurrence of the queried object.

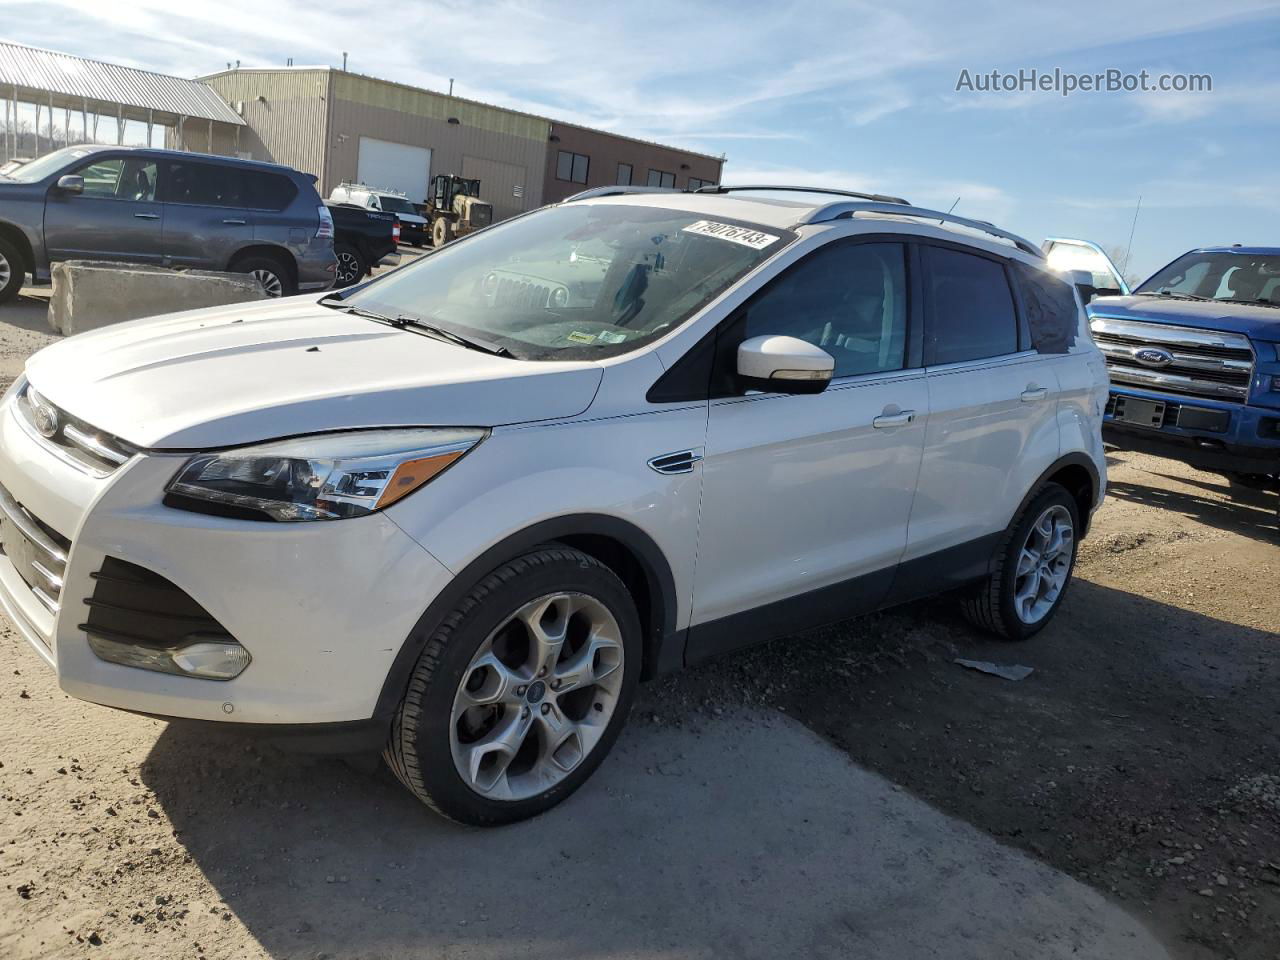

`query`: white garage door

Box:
[357,137,432,204]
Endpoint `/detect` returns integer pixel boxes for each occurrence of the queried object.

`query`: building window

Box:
[687,176,716,191]
[646,169,676,189]
[617,163,632,186]
[556,150,589,184]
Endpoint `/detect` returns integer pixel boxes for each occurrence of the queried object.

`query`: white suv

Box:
[0,186,1107,825]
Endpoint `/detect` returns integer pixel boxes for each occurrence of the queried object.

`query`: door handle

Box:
[1021,386,1049,402]
[134,213,159,220]
[222,218,247,225]
[872,410,916,429]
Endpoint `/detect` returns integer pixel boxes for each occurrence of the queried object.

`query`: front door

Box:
[688,239,928,661]
[159,159,254,270]
[43,154,164,265]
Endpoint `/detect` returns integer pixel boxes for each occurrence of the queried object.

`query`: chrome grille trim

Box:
[1090,316,1255,402]
[0,482,70,615]
[12,382,136,476]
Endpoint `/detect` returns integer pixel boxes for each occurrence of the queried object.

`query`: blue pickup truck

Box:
[1047,241,1280,483]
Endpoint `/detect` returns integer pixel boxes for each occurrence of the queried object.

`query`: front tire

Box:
[961,483,1080,641]
[0,237,24,305]
[384,546,641,826]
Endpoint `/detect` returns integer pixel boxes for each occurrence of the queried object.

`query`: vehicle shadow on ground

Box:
[1105,475,1278,540]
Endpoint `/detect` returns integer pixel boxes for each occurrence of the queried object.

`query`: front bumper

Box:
[1103,387,1280,474]
[0,393,453,728]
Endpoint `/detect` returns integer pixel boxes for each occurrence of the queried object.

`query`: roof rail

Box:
[694,184,911,205]
[562,185,682,202]
[806,201,1044,258]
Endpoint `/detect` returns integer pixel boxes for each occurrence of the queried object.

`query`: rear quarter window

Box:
[244,171,298,211]
[1012,262,1079,354]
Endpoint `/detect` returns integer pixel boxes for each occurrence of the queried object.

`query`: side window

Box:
[74,157,157,201]
[924,246,1018,365]
[243,171,297,211]
[165,163,246,207]
[738,242,908,378]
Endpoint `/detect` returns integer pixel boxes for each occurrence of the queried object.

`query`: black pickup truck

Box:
[326,202,400,288]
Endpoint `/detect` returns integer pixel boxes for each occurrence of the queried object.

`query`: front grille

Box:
[0,482,70,617]
[1091,317,1254,402]
[13,382,135,476]
[80,557,235,651]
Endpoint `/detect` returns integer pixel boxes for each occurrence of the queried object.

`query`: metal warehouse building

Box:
[199,67,724,221]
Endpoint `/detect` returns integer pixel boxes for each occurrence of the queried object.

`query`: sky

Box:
[1,0,1277,279]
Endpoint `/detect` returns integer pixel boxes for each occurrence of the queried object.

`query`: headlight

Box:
[165,428,485,522]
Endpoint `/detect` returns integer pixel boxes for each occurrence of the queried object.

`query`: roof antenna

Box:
[941,196,960,224]
[1122,195,1142,277]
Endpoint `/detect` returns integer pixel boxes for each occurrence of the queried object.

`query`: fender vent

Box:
[647,449,704,475]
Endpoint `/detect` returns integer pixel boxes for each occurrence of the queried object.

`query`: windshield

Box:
[342,203,793,360]
[5,146,96,183]
[1137,251,1280,306]
[378,195,418,214]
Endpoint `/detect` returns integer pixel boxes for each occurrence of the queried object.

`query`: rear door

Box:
[43,154,164,264]
[903,243,1061,566]
[688,238,928,658]
[159,160,254,269]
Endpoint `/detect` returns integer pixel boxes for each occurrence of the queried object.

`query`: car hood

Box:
[395,213,428,225]
[1088,295,1280,342]
[24,298,603,449]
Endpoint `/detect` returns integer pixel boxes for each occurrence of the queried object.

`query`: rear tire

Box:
[332,243,366,288]
[0,237,24,305]
[961,483,1080,641]
[231,255,295,297]
[384,546,641,826]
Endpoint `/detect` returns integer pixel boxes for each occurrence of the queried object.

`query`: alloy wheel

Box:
[449,592,625,801]
[1013,504,1074,624]
[251,268,284,297]
[0,251,11,291]
[335,250,361,286]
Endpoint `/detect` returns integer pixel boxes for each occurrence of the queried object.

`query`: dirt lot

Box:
[0,295,1277,958]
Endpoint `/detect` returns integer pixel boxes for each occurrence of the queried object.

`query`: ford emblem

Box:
[1134,347,1174,368]
[30,396,59,438]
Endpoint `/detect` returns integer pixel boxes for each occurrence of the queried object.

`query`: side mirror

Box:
[737,335,834,395]
[55,174,84,194]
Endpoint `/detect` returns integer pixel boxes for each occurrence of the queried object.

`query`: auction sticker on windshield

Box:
[681,220,779,250]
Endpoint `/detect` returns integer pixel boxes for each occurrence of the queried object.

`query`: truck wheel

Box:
[961,483,1080,641]
[432,219,450,248]
[231,255,294,297]
[0,237,24,305]
[384,545,641,826]
[333,243,366,288]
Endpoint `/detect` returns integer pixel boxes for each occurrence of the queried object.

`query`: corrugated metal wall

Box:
[202,70,330,181]
[327,85,547,210]
[461,155,532,222]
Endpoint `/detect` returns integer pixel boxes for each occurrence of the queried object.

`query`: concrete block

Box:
[48,261,267,335]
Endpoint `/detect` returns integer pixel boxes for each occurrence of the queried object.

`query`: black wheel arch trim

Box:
[372,513,679,723]
[1011,452,1101,535]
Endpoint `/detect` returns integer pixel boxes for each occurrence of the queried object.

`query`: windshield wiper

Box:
[319,296,512,357]
[1136,291,1210,301]
[1218,297,1279,308]
[389,316,513,357]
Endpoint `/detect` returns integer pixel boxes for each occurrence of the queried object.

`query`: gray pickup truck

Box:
[0,145,337,303]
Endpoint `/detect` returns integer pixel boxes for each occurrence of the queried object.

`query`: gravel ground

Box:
[0,298,1276,958]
